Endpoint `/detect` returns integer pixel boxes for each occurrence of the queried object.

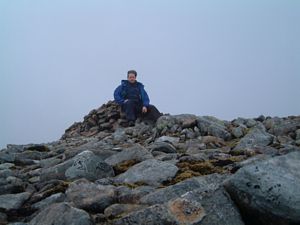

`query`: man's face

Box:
[127,73,136,83]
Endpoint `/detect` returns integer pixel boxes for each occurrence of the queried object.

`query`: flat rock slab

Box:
[114,159,178,186]
[0,192,31,211]
[29,202,93,225]
[224,151,300,225]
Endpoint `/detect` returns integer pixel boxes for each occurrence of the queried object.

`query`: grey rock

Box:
[112,204,176,225]
[0,163,15,170]
[232,117,247,126]
[140,174,227,205]
[65,150,114,181]
[224,151,300,225]
[245,119,257,128]
[39,156,62,168]
[0,176,24,195]
[8,222,28,225]
[66,178,116,213]
[105,145,153,166]
[173,187,245,225]
[113,187,243,225]
[117,185,156,204]
[149,142,177,154]
[208,123,232,141]
[278,145,300,155]
[155,136,180,145]
[296,129,300,140]
[104,203,145,219]
[0,192,31,211]
[32,193,65,210]
[114,159,178,186]
[40,158,74,181]
[266,117,300,136]
[233,124,273,153]
[29,202,93,225]
[232,125,247,138]
[0,212,7,224]
[197,116,231,140]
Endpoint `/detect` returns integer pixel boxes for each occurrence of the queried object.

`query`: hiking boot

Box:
[128,121,135,127]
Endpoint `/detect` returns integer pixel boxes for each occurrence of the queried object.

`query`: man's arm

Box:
[114,85,125,105]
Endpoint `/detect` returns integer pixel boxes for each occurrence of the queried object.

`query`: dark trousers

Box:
[122,100,162,122]
[122,100,142,122]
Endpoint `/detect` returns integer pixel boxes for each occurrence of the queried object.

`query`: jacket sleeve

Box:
[114,85,125,105]
[140,86,150,107]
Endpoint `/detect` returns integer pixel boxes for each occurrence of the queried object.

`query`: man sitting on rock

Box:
[114,70,161,126]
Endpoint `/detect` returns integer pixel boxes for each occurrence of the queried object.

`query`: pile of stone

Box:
[1,101,300,225]
[62,101,122,139]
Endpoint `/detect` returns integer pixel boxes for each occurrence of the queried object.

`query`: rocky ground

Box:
[1,101,300,225]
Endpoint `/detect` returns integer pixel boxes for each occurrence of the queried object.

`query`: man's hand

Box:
[142,106,148,113]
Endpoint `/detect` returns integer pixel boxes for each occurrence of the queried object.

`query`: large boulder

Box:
[197,116,231,141]
[65,150,114,181]
[224,151,300,225]
[114,159,178,186]
[112,187,244,225]
[66,178,116,213]
[40,150,114,182]
[0,192,31,211]
[29,202,93,225]
[232,123,273,154]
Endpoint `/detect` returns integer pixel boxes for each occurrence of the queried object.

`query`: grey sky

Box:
[1,0,299,149]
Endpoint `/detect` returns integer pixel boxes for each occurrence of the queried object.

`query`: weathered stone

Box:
[117,185,156,204]
[104,203,144,219]
[174,187,245,225]
[245,119,257,128]
[105,145,153,166]
[32,193,65,210]
[114,159,178,186]
[233,124,273,153]
[149,142,177,154]
[197,116,231,140]
[0,192,31,211]
[266,117,300,136]
[232,125,247,138]
[65,150,114,181]
[296,129,300,140]
[29,202,93,225]
[155,136,180,145]
[66,178,116,213]
[113,187,243,225]
[112,204,176,225]
[0,163,15,170]
[224,151,300,225]
[0,212,7,224]
[0,176,25,195]
[140,174,227,205]
[40,159,74,181]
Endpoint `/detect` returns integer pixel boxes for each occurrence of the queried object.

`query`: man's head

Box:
[127,70,137,83]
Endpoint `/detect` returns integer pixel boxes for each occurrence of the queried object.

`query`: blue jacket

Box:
[114,80,150,107]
